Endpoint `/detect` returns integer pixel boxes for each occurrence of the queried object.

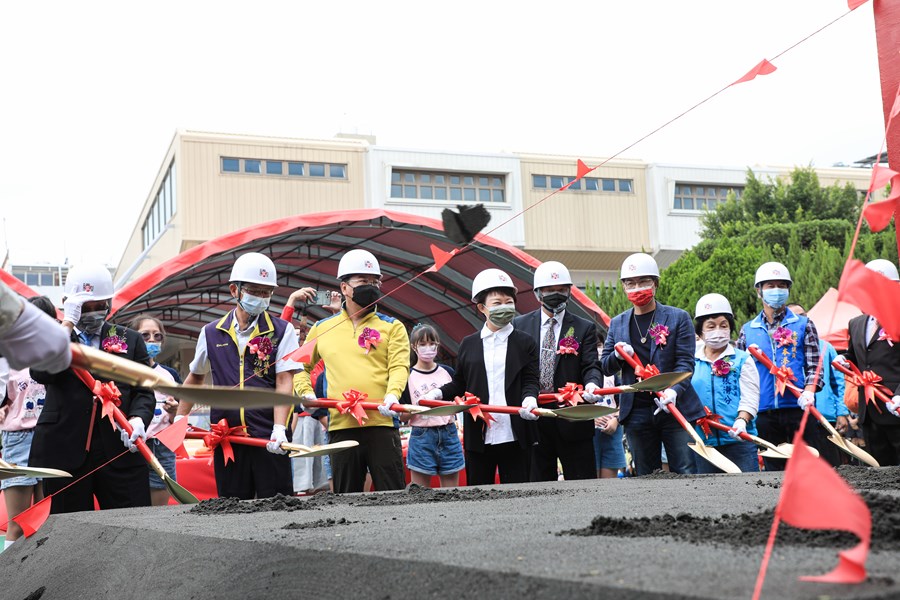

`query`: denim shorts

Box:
[407,423,465,476]
[593,426,626,470]
[147,437,177,490]
[1,430,38,489]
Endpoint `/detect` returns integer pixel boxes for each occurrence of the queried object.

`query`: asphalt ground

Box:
[3,469,900,600]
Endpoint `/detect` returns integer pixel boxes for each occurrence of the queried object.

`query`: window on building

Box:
[26,273,39,286]
[389,169,507,202]
[330,164,346,178]
[288,162,304,176]
[601,179,616,192]
[266,161,283,175]
[618,179,633,193]
[244,160,261,174]
[533,174,633,194]
[673,183,743,211]
[142,161,177,250]
[309,163,326,177]
[222,158,240,172]
[533,175,547,188]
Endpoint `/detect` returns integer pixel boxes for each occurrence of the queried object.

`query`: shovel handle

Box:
[108,402,158,469]
[830,360,894,404]
[419,398,543,417]
[615,344,646,375]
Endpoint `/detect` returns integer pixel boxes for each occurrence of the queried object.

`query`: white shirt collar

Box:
[541,309,565,327]
[481,322,514,341]
[695,342,736,362]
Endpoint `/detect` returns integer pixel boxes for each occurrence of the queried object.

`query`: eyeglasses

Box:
[622,277,656,291]
[348,278,382,288]
[141,332,164,342]
[242,286,275,298]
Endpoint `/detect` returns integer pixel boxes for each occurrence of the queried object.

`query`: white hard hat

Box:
[754,261,792,286]
[64,264,114,301]
[620,253,659,280]
[865,259,900,282]
[337,249,381,279]
[695,293,734,320]
[472,268,517,302]
[533,261,573,289]
[229,252,277,287]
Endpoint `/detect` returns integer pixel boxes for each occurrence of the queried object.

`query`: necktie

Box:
[540,317,557,391]
[79,332,93,346]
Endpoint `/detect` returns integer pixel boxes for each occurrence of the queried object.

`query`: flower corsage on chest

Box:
[772,325,798,363]
[557,327,579,356]
[248,335,276,375]
[101,326,128,354]
[359,327,381,355]
[711,358,732,377]
[648,323,669,346]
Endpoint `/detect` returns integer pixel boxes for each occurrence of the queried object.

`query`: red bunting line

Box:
[731,59,777,86]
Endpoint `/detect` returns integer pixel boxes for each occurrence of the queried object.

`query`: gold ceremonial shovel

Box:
[0,458,71,481]
[288,440,360,458]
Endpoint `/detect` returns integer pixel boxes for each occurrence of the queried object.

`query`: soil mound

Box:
[837,465,900,491]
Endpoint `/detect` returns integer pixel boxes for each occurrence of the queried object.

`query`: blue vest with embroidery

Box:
[204,310,291,438]
[692,349,757,446]
[742,310,808,413]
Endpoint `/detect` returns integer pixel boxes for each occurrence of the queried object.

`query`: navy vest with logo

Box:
[204,310,292,438]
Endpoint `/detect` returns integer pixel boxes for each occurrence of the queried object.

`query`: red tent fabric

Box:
[807,287,863,352]
[110,209,611,356]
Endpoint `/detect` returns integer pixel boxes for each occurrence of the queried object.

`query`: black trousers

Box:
[44,444,150,514]
[756,408,831,471]
[213,444,293,500]
[531,423,595,481]
[862,418,900,466]
[329,427,405,493]
[465,442,529,485]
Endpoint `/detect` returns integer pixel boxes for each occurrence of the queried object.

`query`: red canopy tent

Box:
[807,287,863,352]
[110,209,610,356]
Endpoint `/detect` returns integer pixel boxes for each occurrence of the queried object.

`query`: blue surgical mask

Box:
[762,288,789,309]
[146,342,162,359]
[239,291,270,316]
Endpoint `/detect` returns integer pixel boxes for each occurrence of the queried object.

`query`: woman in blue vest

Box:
[692,293,760,473]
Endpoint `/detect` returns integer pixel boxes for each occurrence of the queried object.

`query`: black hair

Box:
[474,287,516,306]
[130,314,167,338]
[410,323,440,346]
[694,313,735,337]
[28,296,57,320]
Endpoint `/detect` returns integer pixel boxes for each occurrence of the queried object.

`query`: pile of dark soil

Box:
[562,491,900,551]
[191,486,560,515]
[637,470,685,479]
[838,465,900,491]
[283,517,355,530]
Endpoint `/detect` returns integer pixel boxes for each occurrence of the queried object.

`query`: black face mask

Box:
[540,292,569,314]
[351,284,381,309]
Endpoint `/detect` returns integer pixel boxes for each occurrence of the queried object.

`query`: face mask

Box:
[703,330,730,351]
[416,344,438,362]
[762,288,789,309]
[538,291,569,314]
[487,304,516,327]
[78,311,106,335]
[239,291,270,316]
[351,284,381,309]
[626,286,655,307]
[146,342,162,359]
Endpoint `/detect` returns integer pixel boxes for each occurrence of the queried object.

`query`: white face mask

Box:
[703,330,731,351]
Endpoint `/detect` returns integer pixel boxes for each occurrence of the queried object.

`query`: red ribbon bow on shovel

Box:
[338,389,370,426]
[769,365,797,397]
[71,369,122,430]
[201,419,249,465]
[637,363,660,379]
[455,392,494,426]
[555,383,584,407]
[696,406,723,438]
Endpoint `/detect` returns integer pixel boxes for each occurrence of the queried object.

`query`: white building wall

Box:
[367,148,526,248]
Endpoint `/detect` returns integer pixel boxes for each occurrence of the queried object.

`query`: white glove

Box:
[728,417,747,439]
[173,415,185,423]
[835,354,850,368]
[797,390,815,410]
[581,382,600,404]
[377,393,399,418]
[518,396,540,421]
[653,388,677,415]
[267,424,288,454]
[120,417,146,452]
[423,388,443,402]
[887,395,900,418]
[300,393,317,404]
[63,291,92,326]
[617,343,634,358]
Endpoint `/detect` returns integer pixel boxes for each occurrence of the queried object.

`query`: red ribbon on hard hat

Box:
[338,389,370,426]
[455,393,494,425]
[555,383,584,407]
[201,419,249,466]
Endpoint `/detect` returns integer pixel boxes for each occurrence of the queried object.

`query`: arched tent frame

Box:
[111,209,610,357]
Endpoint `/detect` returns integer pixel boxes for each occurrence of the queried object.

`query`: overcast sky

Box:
[0,0,886,267]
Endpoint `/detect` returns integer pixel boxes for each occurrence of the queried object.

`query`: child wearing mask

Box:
[423,269,540,485]
[400,323,463,487]
[130,315,182,506]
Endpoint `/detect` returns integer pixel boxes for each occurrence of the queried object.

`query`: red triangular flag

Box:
[863,195,899,232]
[153,416,189,452]
[574,159,592,181]
[777,438,870,582]
[13,496,52,538]
[848,0,868,9]
[868,166,898,194]
[838,259,900,340]
[283,339,316,364]
[174,443,190,459]
[426,244,458,273]
[731,59,777,86]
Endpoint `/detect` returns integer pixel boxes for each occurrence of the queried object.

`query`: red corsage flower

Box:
[101,327,128,354]
[773,326,797,348]
[711,359,731,377]
[557,328,580,356]
[359,327,381,355]
[878,328,895,348]
[648,323,669,346]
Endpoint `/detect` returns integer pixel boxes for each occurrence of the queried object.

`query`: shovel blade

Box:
[156,384,294,409]
[827,435,879,467]
[627,372,692,393]
[70,343,163,387]
[550,404,618,420]
[0,466,72,480]
[414,405,472,417]
[289,440,359,458]
[687,443,742,474]
[760,448,791,460]
[165,474,200,504]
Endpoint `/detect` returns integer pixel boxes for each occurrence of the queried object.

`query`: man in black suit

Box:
[513,261,607,481]
[30,264,154,513]
[840,259,900,466]
[424,268,540,485]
